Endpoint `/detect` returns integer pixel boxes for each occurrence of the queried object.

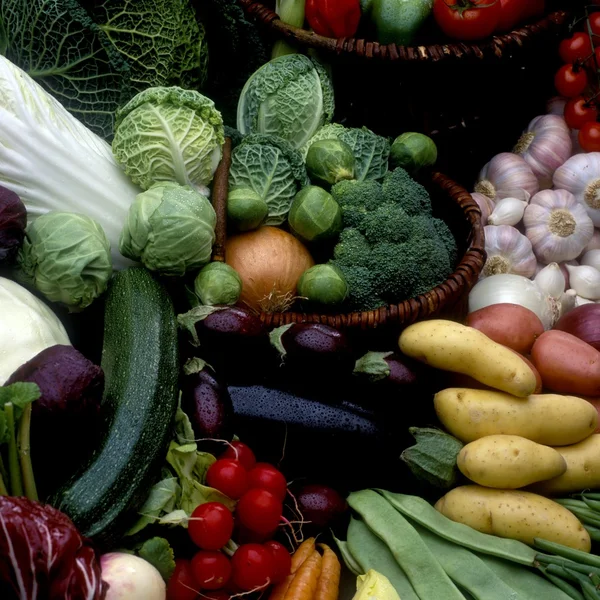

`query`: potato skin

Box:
[434,388,598,446]
[532,434,600,496]
[399,320,537,397]
[531,330,600,397]
[466,304,544,355]
[435,485,591,551]
[457,435,567,489]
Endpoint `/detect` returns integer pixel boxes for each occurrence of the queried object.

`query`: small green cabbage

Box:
[306,139,356,187]
[288,186,342,242]
[17,212,112,311]
[112,87,225,192]
[227,188,269,231]
[390,132,438,174]
[119,182,216,276]
[298,264,348,305]
[194,262,242,306]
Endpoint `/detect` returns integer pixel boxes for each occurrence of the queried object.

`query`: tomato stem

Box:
[443,0,498,16]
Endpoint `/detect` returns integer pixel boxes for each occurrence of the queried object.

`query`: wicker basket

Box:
[239,0,570,63]
[210,138,485,331]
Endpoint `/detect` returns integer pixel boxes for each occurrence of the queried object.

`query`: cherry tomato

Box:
[188,502,234,550]
[206,459,249,500]
[579,121,600,152]
[554,64,588,98]
[231,544,275,591]
[220,441,257,471]
[202,593,229,600]
[559,32,593,64]
[433,0,502,42]
[167,559,198,600]
[596,46,600,66]
[190,551,232,590]
[564,97,599,130]
[236,488,283,535]
[591,12,600,37]
[263,540,292,584]
[247,463,287,502]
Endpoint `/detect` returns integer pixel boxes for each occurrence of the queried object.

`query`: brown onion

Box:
[554,304,600,351]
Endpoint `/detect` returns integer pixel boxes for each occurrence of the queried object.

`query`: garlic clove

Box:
[581,228,600,256]
[581,249,600,272]
[566,264,600,300]
[487,197,528,227]
[575,295,595,307]
[559,289,577,320]
[534,262,566,299]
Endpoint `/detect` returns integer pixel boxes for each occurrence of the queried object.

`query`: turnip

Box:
[100,553,165,600]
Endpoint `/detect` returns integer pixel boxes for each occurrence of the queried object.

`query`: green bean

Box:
[581,493,600,503]
[558,499,592,511]
[584,525,600,543]
[412,523,526,599]
[535,539,600,569]
[332,534,362,577]
[582,496,600,513]
[589,572,600,587]
[348,490,465,600]
[542,570,585,600]
[546,563,582,585]
[346,517,419,600]
[378,489,537,566]
[537,554,600,578]
[561,568,600,600]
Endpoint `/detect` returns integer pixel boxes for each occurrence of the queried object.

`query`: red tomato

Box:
[236,489,282,535]
[190,551,232,590]
[220,441,257,471]
[579,121,600,152]
[231,544,275,591]
[559,32,593,64]
[595,46,600,66]
[591,12,600,37]
[564,97,599,129]
[263,541,292,583]
[247,463,288,502]
[496,0,524,32]
[167,560,198,600]
[433,0,502,41]
[188,502,234,550]
[206,459,249,500]
[555,64,588,98]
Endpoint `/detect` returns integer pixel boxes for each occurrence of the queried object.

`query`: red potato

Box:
[531,330,600,397]
[466,304,545,355]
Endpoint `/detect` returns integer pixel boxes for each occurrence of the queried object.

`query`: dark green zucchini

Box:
[50,267,179,546]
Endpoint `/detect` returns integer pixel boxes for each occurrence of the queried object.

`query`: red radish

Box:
[167,559,198,600]
[206,459,249,500]
[236,488,282,534]
[220,441,257,471]
[188,502,234,550]
[231,544,275,590]
[247,463,287,502]
[263,540,292,583]
[190,551,232,590]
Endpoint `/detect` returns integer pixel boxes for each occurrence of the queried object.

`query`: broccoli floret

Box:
[383,168,431,216]
[332,179,384,228]
[411,238,453,295]
[432,218,458,266]
[406,214,438,243]
[330,263,385,311]
[369,242,419,301]
[333,228,371,267]
[363,204,412,244]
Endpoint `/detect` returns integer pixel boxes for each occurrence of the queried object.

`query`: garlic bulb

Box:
[534,263,565,299]
[581,249,600,271]
[523,189,594,263]
[566,264,600,300]
[582,228,600,254]
[513,115,572,189]
[470,192,495,224]
[474,153,539,202]
[547,96,567,116]
[559,259,578,288]
[482,225,537,279]
[560,289,577,318]
[574,294,595,307]
[468,273,558,329]
[553,153,600,225]
[487,197,528,226]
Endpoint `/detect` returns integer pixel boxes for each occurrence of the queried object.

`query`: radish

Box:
[100,553,165,599]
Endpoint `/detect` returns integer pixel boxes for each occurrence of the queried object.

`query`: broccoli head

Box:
[383,168,431,216]
[363,204,412,244]
[329,263,385,311]
[331,179,384,228]
[333,228,371,267]
[432,218,458,266]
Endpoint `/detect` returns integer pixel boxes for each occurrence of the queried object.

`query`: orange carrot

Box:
[314,544,341,600]
[283,550,323,600]
[268,538,316,600]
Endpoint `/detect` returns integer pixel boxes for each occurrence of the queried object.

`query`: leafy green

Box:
[138,537,176,582]
[0,382,41,422]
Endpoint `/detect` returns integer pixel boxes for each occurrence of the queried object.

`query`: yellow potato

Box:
[457,435,567,489]
[435,388,597,446]
[435,485,591,551]
[532,434,600,496]
[399,319,537,397]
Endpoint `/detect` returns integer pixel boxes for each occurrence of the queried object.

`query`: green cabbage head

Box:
[17,212,112,311]
[119,182,216,276]
[112,87,224,192]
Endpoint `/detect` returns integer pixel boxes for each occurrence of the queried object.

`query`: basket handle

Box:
[211,137,232,263]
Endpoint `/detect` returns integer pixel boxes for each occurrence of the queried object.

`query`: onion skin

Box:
[531,330,600,396]
[554,304,600,351]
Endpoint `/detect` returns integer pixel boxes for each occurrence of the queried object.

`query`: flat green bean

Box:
[535,539,600,569]
[378,489,536,566]
[346,517,419,600]
[348,490,465,600]
[332,534,362,577]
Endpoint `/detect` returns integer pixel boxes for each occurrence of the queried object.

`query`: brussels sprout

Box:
[194,262,242,306]
[306,139,356,187]
[288,186,342,243]
[119,182,216,276]
[390,132,438,174]
[17,212,112,311]
[227,188,269,231]
[297,264,348,305]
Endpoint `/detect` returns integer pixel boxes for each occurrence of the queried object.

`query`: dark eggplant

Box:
[0,185,27,265]
[295,484,348,534]
[180,361,234,453]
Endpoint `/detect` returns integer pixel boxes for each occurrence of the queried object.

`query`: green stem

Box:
[0,454,9,490]
[17,403,37,501]
[5,404,23,496]
[0,472,7,496]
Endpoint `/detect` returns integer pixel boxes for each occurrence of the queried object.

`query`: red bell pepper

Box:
[305,0,362,39]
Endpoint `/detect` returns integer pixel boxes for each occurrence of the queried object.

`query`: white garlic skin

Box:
[566,264,600,300]
[475,152,539,202]
[487,197,528,226]
[554,153,600,225]
[482,225,537,279]
[581,249,600,272]
[534,262,566,299]
[471,192,495,224]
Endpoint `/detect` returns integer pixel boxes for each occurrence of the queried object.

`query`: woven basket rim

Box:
[211,137,486,330]
[239,1,570,62]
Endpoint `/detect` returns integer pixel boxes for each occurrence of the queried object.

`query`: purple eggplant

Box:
[0,185,27,265]
[353,351,426,388]
[295,483,348,534]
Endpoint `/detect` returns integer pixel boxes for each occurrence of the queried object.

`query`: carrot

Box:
[268,538,316,600]
[283,550,323,600]
[314,544,341,600]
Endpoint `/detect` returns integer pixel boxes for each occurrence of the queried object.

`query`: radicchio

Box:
[0,496,107,599]
[0,185,27,265]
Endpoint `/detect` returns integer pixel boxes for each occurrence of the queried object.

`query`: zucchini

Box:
[50,267,179,546]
